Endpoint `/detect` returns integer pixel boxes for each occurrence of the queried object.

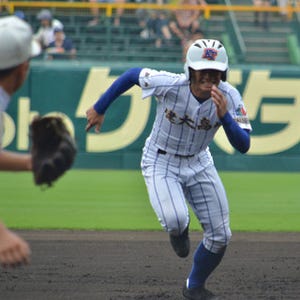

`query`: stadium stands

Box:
[229,0,300,64]
[1,1,299,65]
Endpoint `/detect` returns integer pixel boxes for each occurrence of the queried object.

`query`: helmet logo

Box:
[202,48,218,61]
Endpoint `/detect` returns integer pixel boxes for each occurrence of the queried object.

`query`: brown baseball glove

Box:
[30,116,77,187]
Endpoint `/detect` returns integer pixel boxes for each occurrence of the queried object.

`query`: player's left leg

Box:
[184,164,232,298]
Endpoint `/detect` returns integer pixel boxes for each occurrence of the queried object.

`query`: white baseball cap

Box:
[0,16,41,70]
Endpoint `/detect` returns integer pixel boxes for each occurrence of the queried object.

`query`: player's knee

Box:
[203,226,232,253]
[164,212,189,235]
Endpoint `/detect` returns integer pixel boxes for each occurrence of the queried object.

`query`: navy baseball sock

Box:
[187,242,226,289]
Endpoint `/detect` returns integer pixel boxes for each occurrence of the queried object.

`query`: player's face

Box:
[41,19,51,27]
[190,69,222,99]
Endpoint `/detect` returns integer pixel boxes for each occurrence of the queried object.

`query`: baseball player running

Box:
[86,39,252,300]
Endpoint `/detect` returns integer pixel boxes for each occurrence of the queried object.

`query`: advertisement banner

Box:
[4,62,300,171]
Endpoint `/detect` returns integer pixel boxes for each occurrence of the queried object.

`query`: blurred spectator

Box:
[136,0,165,30]
[253,0,271,30]
[46,27,76,60]
[169,0,205,45]
[34,9,64,49]
[87,0,125,27]
[113,0,125,26]
[149,10,172,48]
[14,10,26,21]
[87,0,112,26]
[138,2,172,48]
[182,28,204,60]
[277,0,289,21]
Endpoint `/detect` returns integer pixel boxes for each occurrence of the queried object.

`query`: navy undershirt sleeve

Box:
[93,67,142,114]
[220,112,250,154]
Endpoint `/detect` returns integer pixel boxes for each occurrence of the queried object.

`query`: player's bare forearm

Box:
[85,107,105,133]
[0,150,32,171]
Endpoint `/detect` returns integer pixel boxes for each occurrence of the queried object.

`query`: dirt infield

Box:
[0,231,299,300]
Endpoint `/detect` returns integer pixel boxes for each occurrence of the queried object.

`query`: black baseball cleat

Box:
[169,226,190,258]
[182,285,219,300]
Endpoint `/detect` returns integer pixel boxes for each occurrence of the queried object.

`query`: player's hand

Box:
[211,85,228,118]
[0,224,31,268]
[85,107,105,133]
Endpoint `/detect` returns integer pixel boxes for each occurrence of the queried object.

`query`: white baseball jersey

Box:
[139,68,252,157]
[139,68,251,253]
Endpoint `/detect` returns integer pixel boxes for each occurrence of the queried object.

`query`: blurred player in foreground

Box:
[86,39,252,299]
[0,16,40,268]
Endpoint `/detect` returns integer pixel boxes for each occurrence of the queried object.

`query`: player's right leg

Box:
[141,151,190,257]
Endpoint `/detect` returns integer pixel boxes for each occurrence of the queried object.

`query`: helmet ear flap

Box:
[221,69,228,81]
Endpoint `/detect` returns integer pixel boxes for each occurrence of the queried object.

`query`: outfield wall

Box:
[4,61,300,171]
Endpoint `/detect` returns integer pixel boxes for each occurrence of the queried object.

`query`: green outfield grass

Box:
[0,170,299,232]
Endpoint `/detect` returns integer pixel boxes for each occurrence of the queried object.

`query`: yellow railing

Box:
[3,1,300,20]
